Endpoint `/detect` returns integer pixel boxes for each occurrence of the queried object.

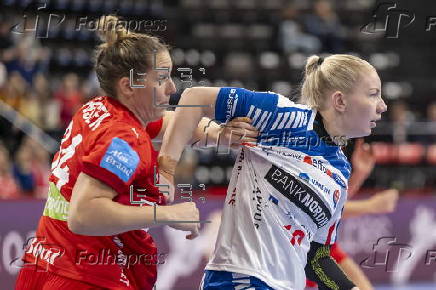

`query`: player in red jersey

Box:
[15,15,257,290]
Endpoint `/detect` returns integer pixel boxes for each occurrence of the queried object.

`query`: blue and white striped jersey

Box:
[206,88,351,290]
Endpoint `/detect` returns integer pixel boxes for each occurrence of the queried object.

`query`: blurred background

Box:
[0,0,435,289]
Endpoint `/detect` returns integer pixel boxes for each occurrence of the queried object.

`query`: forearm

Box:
[342,200,373,218]
[305,242,355,290]
[347,171,368,197]
[191,117,221,148]
[68,198,161,236]
[160,87,217,162]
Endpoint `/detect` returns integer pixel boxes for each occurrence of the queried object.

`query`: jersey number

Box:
[51,121,83,191]
[283,225,305,246]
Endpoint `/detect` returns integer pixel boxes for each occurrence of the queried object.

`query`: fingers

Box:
[186,225,200,240]
[355,138,364,148]
[381,189,399,199]
[231,117,252,123]
[374,189,400,213]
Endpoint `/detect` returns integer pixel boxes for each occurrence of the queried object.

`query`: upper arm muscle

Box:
[70,173,117,214]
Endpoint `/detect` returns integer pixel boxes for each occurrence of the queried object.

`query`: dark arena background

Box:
[0,0,435,289]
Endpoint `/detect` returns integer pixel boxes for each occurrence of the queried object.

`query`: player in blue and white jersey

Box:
[158,54,387,290]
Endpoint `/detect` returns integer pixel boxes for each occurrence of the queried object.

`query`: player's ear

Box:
[117,76,134,99]
[331,91,346,112]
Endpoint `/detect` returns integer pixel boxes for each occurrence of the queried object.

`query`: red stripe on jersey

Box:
[325,222,336,245]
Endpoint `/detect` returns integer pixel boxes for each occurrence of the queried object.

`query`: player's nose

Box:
[166,78,176,96]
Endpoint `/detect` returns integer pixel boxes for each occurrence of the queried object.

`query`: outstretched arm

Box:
[159,87,220,164]
[343,189,399,218]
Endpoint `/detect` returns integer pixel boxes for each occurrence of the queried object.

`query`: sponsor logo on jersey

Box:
[299,172,334,196]
[101,138,139,182]
[268,194,279,205]
[333,189,340,208]
[25,237,64,266]
[265,165,331,228]
[252,186,263,229]
[225,88,238,121]
[303,156,347,188]
[331,172,347,188]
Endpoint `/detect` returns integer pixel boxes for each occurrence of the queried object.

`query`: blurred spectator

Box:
[0,62,6,87]
[27,73,60,129]
[54,73,84,128]
[426,101,436,144]
[0,16,14,50]
[0,71,28,110]
[13,140,36,196]
[3,37,48,85]
[390,100,415,143]
[303,0,345,53]
[279,3,321,54]
[427,101,436,122]
[21,137,50,198]
[0,142,21,199]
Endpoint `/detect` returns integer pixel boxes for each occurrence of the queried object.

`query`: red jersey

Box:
[22,96,165,289]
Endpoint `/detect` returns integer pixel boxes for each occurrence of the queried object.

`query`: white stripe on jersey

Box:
[252,108,262,126]
[277,112,290,130]
[260,112,272,132]
[271,113,283,130]
[292,111,302,128]
[232,96,239,117]
[255,111,269,129]
[247,105,256,119]
[284,111,296,129]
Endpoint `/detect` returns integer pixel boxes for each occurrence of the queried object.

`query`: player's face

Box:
[343,69,387,138]
[132,51,176,122]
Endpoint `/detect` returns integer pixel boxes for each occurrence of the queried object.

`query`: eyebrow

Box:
[369,88,380,93]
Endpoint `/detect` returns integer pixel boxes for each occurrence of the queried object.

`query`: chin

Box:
[350,129,371,138]
[362,128,372,137]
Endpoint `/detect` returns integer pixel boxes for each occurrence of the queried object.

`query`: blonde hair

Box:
[94,15,168,98]
[300,54,375,110]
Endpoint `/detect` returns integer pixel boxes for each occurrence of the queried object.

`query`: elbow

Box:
[67,207,87,235]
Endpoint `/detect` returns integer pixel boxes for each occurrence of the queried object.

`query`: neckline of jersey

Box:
[104,96,143,128]
[313,112,338,147]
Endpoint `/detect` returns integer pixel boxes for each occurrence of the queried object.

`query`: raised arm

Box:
[159,87,220,163]
[155,111,257,149]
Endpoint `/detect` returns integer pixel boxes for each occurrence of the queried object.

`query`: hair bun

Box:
[96,15,128,46]
[305,55,322,75]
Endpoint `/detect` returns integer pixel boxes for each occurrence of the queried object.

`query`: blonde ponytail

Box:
[300,54,375,110]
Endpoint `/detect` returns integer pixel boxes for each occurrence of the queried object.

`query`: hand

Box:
[162,202,200,239]
[368,189,399,214]
[158,170,175,204]
[351,138,375,179]
[220,117,259,149]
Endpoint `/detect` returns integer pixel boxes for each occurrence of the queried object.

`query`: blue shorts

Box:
[201,270,274,290]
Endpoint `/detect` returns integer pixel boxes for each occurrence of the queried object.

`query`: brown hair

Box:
[94,15,168,98]
[300,54,375,110]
